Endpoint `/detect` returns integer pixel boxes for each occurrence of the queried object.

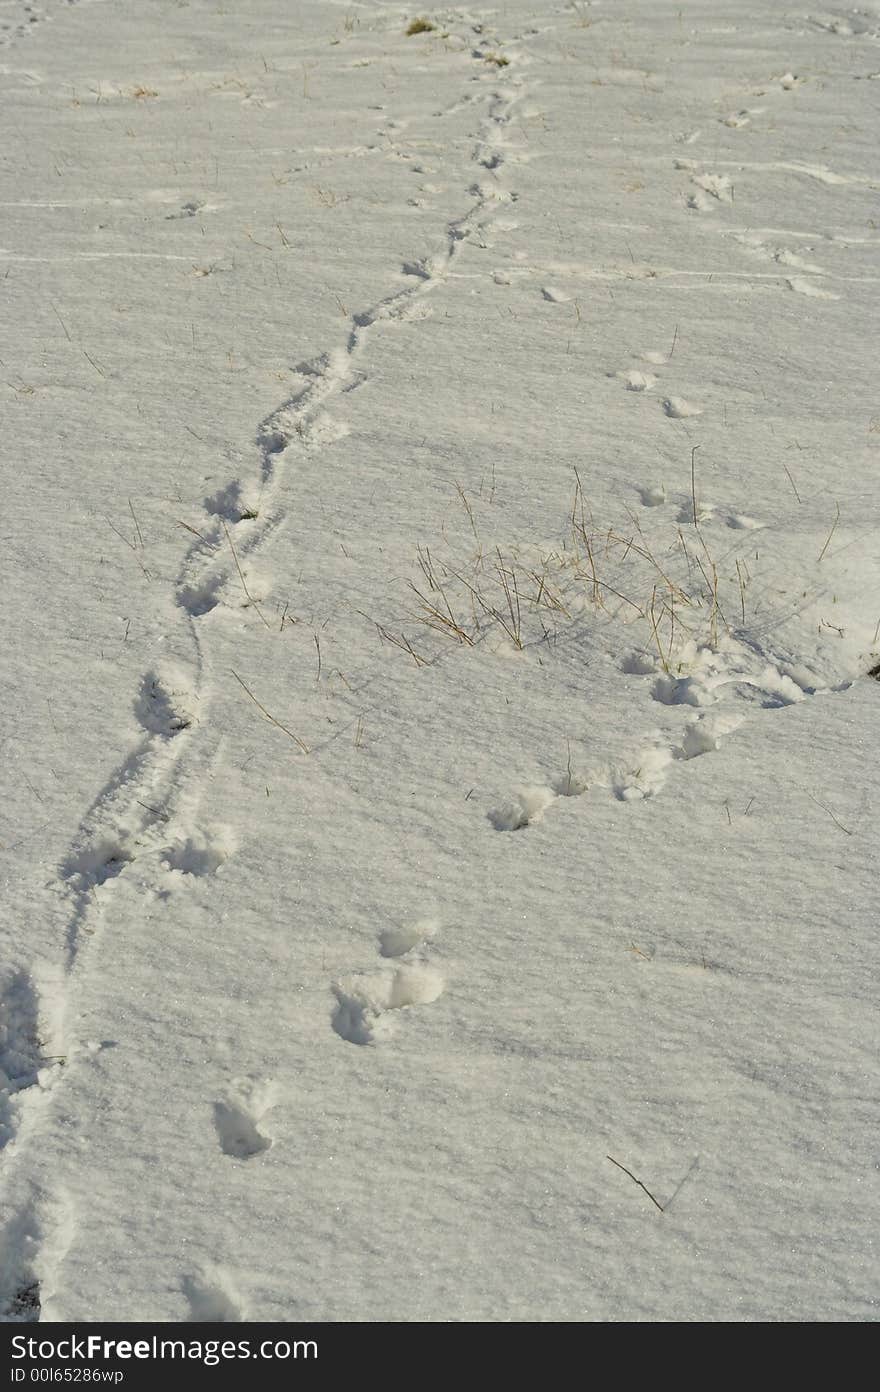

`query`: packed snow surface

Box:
[1,0,879,1322]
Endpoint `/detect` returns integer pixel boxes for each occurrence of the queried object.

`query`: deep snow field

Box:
[1,0,878,1323]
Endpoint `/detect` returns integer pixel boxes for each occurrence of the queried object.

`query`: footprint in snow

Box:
[489,784,555,830]
[620,650,659,676]
[2,1282,40,1323]
[134,667,196,737]
[378,919,437,958]
[637,484,666,507]
[690,172,733,203]
[213,1078,275,1159]
[676,499,714,524]
[176,573,223,618]
[165,200,204,220]
[161,826,234,877]
[332,924,444,1045]
[0,970,46,1151]
[786,276,840,300]
[332,965,445,1045]
[615,369,656,392]
[662,397,702,418]
[63,837,134,888]
[182,1272,243,1322]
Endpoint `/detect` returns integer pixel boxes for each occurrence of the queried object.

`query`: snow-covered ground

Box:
[1,0,878,1322]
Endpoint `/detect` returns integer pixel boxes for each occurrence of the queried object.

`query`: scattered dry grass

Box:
[370,470,759,673]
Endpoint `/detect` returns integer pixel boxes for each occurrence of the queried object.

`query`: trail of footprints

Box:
[610,349,703,422]
[4,3,870,1320]
[491,635,830,832]
[2,19,527,1316]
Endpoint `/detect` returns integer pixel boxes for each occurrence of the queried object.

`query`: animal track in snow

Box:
[808,12,880,39]
[332,923,445,1045]
[0,1191,74,1324]
[0,2,52,50]
[176,572,224,618]
[378,919,437,958]
[493,636,825,829]
[662,396,702,419]
[615,369,656,392]
[63,837,135,888]
[213,1078,275,1159]
[0,972,46,1151]
[647,643,807,710]
[161,826,234,877]
[680,155,873,187]
[612,743,676,800]
[489,784,555,830]
[685,189,716,212]
[165,200,204,220]
[3,1281,40,1321]
[644,489,758,530]
[134,668,196,737]
[688,171,734,204]
[183,1271,243,1322]
[18,11,523,1254]
[720,108,764,128]
[786,275,840,299]
[637,484,666,507]
[542,285,573,303]
[621,649,660,676]
[735,236,827,277]
[675,498,715,524]
[332,965,445,1045]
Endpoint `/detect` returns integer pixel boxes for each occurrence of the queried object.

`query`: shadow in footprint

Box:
[621,650,657,675]
[162,829,233,877]
[134,670,194,737]
[332,965,445,1046]
[0,969,42,1117]
[378,920,436,958]
[331,990,375,1046]
[212,1079,274,1159]
[62,840,134,887]
[213,1101,271,1160]
[182,1274,242,1323]
[177,574,222,617]
[2,1281,40,1323]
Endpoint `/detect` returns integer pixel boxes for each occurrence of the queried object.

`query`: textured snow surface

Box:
[1,0,879,1322]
